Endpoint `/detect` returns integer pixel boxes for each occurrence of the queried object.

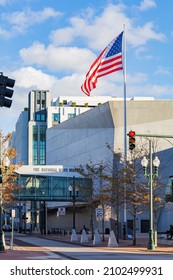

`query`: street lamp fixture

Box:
[141,156,148,176]
[68,176,79,230]
[141,152,160,250]
[153,156,160,176]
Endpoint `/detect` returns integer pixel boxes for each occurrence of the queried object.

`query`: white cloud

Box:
[16,3,167,102]
[0,0,7,5]
[11,66,173,102]
[154,66,171,76]
[11,66,84,97]
[127,22,165,47]
[18,3,165,80]
[0,27,11,39]
[17,2,166,87]
[128,83,173,98]
[11,66,123,100]
[20,43,96,73]
[13,66,57,90]
[2,7,61,34]
[50,4,127,49]
[138,0,156,11]
[50,27,75,45]
[50,3,164,50]
[127,72,148,84]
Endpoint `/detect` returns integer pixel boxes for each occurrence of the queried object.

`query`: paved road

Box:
[2,233,173,260]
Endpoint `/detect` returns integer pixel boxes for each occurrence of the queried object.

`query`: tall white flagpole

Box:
[123,24,127,224]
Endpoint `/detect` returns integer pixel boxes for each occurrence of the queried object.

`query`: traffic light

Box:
[128,130,136,150]
[0,73,15,108]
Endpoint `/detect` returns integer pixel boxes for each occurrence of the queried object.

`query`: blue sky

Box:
[0,0,173,133]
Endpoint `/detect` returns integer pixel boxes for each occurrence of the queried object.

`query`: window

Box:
[36,91,46,111]
[40,126,46,165]
[41,114,46,121]
[127,220,133,231]
[35,114,41,121]
[35,112,46,122]
[33,126,38,165]
[33,125,46,165]
[68,113,76,119]
[141,220,149,233]
[36,91,41,111]
[41,91,46,109]
[52,113,60,125]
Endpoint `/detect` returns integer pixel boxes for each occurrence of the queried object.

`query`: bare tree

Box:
[78,161,113,241]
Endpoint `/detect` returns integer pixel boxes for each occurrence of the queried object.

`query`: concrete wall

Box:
[11,111,28,165]
[47,207,91,234]
[46,102,115,166]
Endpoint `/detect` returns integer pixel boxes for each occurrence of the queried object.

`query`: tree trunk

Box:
[133,212,137,245]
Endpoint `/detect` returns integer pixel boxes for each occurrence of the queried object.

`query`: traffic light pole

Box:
[129,132,173,250]
[135,133,173,139]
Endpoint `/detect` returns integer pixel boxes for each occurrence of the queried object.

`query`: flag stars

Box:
[105,33,123,58]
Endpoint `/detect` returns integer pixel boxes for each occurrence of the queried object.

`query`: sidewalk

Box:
[0,233,51,260]
[0,232,173,260]
[46,233,173,252]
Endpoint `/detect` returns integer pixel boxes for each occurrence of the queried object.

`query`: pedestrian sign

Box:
[57,207,66,216]
[11,209,15,218]
[96,208,103,220]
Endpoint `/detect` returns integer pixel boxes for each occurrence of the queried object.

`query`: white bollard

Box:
[71,229,78,241]
[93,229,101,245]
[80,229,89,243]
[108,230,118,247]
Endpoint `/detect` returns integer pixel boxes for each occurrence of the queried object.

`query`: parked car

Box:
[2,224,12,232]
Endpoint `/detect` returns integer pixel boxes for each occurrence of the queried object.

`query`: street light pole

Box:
[68,176,79,230]
[72,176,75,230]
[149,139,154,250]
[141,139,160,250]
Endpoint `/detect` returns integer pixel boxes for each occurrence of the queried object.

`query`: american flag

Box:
[81,31,123,96]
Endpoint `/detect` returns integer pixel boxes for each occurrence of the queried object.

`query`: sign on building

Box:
[11,209,15,218]
[57,207,66,216]
[96,208,103,220]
